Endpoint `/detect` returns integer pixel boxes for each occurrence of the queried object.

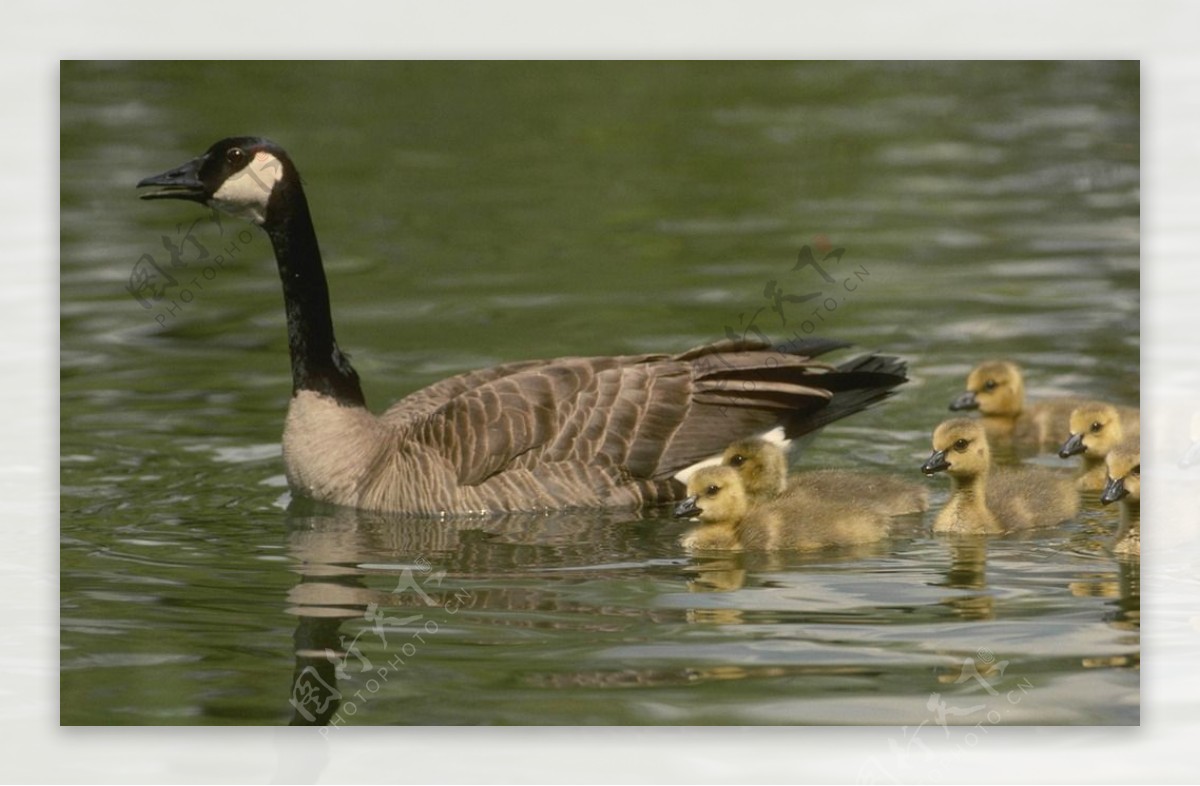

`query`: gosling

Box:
[922,418,1079,534]
[1100,438,1140,556]
[1058,402,1141,491]
[722,438,929,516]
[949,360,1086,450]
[673,466,890,551]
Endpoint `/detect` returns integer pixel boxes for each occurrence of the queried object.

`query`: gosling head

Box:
[1101,440,1141,505]
[922,418,992,479]
[722,438,788,499]
[137,137,297,227]
[1059,402,1124,459]
[949,360,1025,417]
[673,466,749,523]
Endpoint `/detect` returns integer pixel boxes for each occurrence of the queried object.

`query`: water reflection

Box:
[282,501,681,724]
[937,536,994,621]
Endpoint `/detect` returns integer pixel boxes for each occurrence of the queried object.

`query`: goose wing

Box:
[410,340,905,488]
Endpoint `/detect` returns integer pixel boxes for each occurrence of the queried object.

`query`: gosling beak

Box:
[673,495,701,519]
[137,155,208,202]
[1100,476,1128,506]
[922,449,951,476]
[1059,432,1086,459]
[949,391,979,411]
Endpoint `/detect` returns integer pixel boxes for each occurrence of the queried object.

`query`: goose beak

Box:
[949,391,978,411]
[1100,476,1128,505]
[922,449,950,476]
[673,495,701,519]
[137,155,207,202]
[1059,432,1086,459]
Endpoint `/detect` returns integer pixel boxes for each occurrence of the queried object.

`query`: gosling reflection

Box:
[937,536,994,620]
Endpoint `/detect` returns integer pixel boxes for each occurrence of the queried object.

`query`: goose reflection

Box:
[281,500,680,725]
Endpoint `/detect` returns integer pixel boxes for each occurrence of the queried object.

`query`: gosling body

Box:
[950,361,1086,450]
[922,418,1079,534]
[674,466,890,551]
[722,439,929,516]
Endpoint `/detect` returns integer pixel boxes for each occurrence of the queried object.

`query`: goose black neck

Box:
[263,180,366,408]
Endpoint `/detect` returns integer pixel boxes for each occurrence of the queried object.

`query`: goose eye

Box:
[225,147,247,166]
[983,380,997,391]
[1090,422,1103,433]
[705,484,720,496]
[953,438,969,451]
[729,455,745,467]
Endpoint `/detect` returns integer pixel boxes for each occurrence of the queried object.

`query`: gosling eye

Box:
[729,455,745,467]
[705,484,720,496]
[983,379,997,391]
[1090,421,1103,433]
[953,438,970,452]
[225,147,247,167]
[1131,464,1140,477]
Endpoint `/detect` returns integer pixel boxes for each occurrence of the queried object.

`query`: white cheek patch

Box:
[211,151,283,224]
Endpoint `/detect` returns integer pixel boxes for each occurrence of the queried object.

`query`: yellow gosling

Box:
[922,418,1079,534]
[1058,402,1141,491]
[674,465,890,552]
[949,360,1086,450]
[722,438,929,516]
[1101,438,1140,556]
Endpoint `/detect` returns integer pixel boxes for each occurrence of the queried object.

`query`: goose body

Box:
[949,361,1087,451]
[137,137,908,515]
[722,438,928,515]
[1101,438,1140,556]
[1058,402,1141,491]
[922,418,1079,534]
[674,466,890,551]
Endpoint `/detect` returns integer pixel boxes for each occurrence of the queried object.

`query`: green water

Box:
[60,61,1139,726]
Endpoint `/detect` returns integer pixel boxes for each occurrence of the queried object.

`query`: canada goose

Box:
[137,137,909,515]
[1101,438,1140,556]
[1057,402,1141,491]
[722,438,928,515]
[673,466,890,551]
[949,361,1086,450]
[921,418,1079,534]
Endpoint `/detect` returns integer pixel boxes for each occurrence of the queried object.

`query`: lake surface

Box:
[60,61,1139,726]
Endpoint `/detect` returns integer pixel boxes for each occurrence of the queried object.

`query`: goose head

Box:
[1059,402,1123,459]
[137,136,296,227]
[1101,441,1140,505]
[923,418,991,478]
[722,438,788,498]
[673,466,749,523]
[949,360,1025,416]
